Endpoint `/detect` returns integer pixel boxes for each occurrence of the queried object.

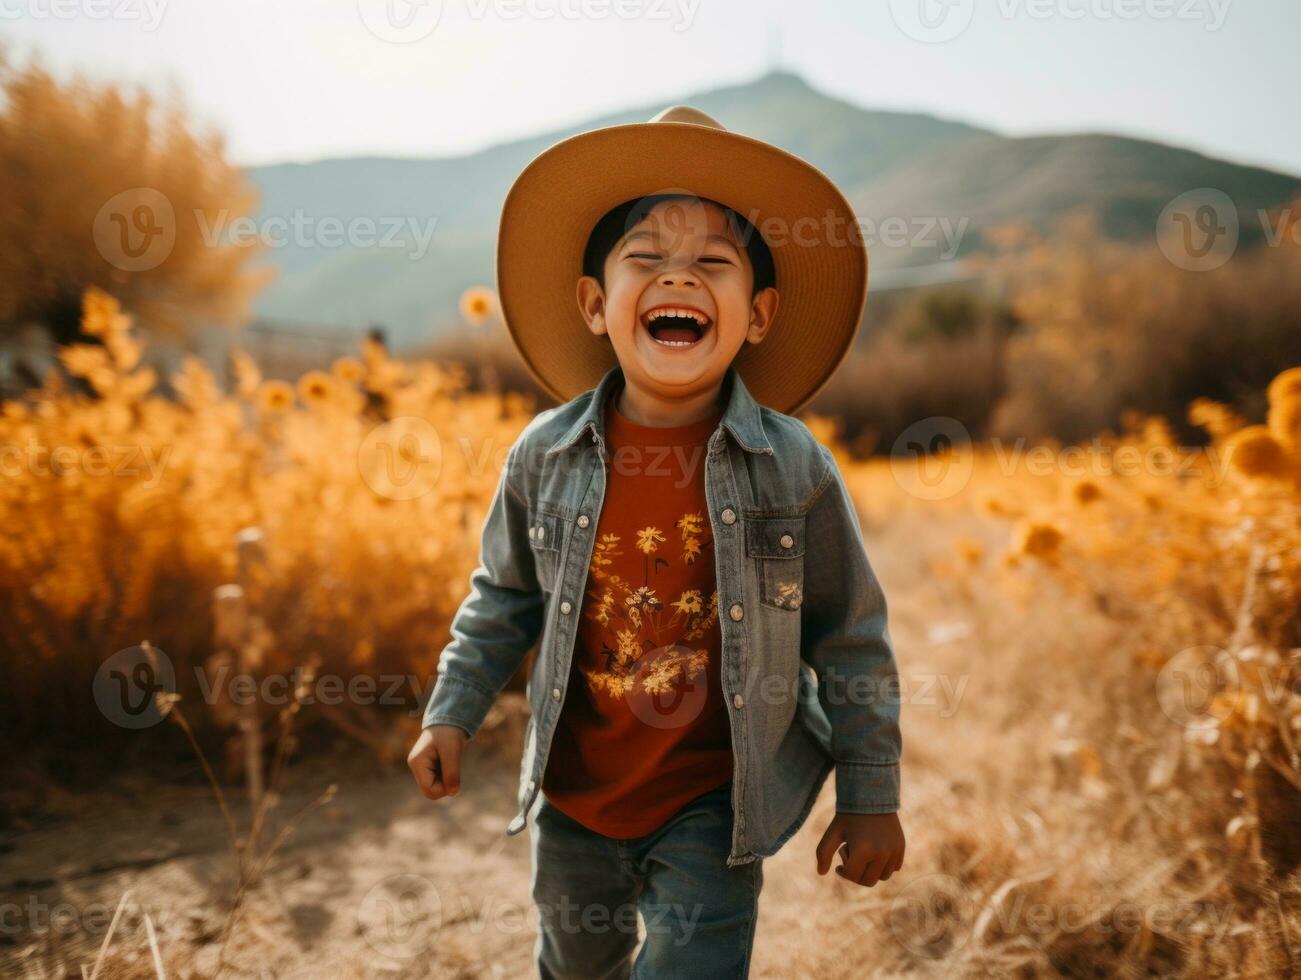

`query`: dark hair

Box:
[582,194,776,296]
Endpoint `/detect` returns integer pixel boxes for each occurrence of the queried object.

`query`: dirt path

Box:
[5,495,1015,979]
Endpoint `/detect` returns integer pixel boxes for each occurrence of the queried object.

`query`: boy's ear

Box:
[576,276,608,337]
[745,287,780,345]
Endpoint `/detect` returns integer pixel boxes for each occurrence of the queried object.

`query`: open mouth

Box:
[640,306,714,348]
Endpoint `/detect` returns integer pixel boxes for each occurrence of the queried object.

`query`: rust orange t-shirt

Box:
[541,391,734,838]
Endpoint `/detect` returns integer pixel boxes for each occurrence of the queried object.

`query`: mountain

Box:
[246,71,1300,348]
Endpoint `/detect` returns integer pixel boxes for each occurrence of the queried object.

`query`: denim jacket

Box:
[423,362,902,867]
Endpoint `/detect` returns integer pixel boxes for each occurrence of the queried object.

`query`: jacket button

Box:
[577,514,590,528]
[560,600,573,615]
[733,693,744,709]
[551,688,561,702]
[729,602,744,622]
[721,507,737,525]
[780,533,794,549]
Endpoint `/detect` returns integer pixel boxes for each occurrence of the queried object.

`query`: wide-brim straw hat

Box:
[496,105,868,415]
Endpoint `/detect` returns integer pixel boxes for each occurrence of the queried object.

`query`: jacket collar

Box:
[545,363,774,458]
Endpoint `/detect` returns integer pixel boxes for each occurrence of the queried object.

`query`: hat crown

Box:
[648,105,726,130]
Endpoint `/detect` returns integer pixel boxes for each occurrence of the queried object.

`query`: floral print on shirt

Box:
[582,511,719,698]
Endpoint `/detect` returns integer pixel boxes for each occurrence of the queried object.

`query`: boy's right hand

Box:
[407,725,468,801]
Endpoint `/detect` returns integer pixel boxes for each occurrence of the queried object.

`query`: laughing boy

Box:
[409,105,904,978]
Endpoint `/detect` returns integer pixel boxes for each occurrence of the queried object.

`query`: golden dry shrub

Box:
[0,289,534,745]
[986,366,1300,878]
[0,54,271,341]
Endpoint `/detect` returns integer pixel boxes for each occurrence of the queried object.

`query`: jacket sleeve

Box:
[799,443,902,814]
[422,436,545,738]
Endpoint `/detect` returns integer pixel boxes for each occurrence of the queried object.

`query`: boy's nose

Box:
[658,270,699,288]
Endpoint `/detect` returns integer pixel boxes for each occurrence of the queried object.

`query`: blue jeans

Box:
[528,781,764,979]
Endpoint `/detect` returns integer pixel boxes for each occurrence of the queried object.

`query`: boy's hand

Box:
[816,811,905,887]
[407,725,468,801]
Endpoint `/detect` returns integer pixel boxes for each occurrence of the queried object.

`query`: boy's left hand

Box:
[815,811,905,887]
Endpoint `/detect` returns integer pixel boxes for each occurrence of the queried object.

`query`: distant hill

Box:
[246,71,1300,348]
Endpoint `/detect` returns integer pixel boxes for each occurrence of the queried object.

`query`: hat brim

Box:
[496,120,868,416]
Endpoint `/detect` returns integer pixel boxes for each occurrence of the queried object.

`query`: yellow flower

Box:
[459,287,496,325]
[615,629,641,668]
[677,512,704,536]
[257,379,295,413]
[672,590,703,615]
[1224,425,1291,481]
[1015,521,1064,562]
[331,356,365,385]
[297,370,336,408]
[1072,480,1103,506]
[636,527,666,554]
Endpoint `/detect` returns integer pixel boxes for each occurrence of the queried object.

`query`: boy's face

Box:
[577,197,779,402]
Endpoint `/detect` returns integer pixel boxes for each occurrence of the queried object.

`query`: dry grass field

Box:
[2,294,1298,978]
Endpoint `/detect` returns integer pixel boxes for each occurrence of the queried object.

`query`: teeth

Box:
[645,307,708,326]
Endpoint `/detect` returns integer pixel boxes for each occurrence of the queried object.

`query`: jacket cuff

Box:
[422,672,496,739]
[834,760,901,814]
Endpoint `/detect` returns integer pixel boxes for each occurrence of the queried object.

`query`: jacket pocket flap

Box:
[744,516,806,558]
[528,510,564,552]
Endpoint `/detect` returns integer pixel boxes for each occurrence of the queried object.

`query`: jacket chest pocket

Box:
[744,515,806,611]
[528,509,566,594]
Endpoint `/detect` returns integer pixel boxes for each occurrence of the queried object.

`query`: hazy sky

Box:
[4,0,1296,174]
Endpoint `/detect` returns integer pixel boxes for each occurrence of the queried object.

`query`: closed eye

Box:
[626,252,662,261]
